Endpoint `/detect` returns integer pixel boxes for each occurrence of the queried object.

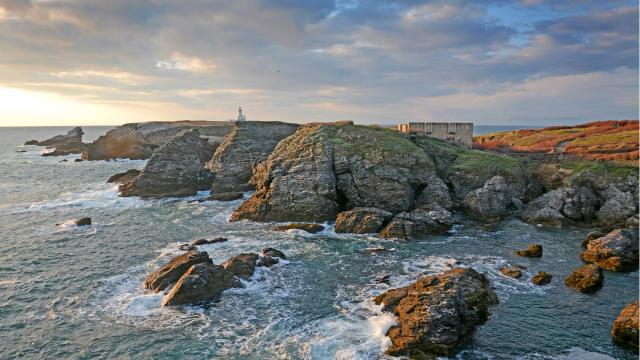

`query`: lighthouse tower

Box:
[236,106,246,122]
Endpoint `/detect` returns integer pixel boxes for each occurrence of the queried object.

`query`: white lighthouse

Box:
[236,106,246,122]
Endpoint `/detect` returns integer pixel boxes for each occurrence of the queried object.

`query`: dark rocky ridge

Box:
[26,127,86,156]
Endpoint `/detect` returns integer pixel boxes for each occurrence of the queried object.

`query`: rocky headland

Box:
[25,126,86,156]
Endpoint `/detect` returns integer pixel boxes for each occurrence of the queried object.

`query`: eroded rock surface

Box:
[463,176,512,219]
[373,268,498,357]
[531,271,552,285]
[120,129,214,197]
[161,263,240,306]
[520,187,598,227]
[580,229,639,272]
[143,251,212,292]
[29,127,86,156]
[515,244,543,258]
[223,253,259,279]
[335,207,393,234]
[379,208,453,240]
[107,169,141,184]
[564,264,603,293]
[611,301,639,351]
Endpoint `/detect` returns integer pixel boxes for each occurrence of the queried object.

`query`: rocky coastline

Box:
[25,121,639,357]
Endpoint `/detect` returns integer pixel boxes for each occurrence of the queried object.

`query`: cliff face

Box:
[82,121,232,160]
[230,124,445,222]
[206,121,299,196]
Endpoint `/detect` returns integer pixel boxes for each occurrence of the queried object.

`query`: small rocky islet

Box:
[28,121,639,357]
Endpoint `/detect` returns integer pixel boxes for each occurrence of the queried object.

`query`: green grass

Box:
[562,160,637,179]
[450,150,523,176]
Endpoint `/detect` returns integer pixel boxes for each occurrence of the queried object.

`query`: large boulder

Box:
[223,253,259,279]
[143,251,212,292]
[597,185,638,226]
[580,229,639,272]
[413,177,453,210]
[106,169,141,184]
[335,207,393,234]
[611,301,639,351]
[564,264,603,293]
[520,186,598,227]
[373,268,498,357]
[120,129,214,197]
[231,124,442,222]
[161,263,240,306]
[379,208,453,240]
[463,176,513,219]
[82,121,230,160]
[31,127,86,156]
[207,121,299,197]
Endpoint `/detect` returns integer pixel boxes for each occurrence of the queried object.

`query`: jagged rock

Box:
[75,217,92,226]
[106,169,141,184]
[413,177,453,210]
[207,121,299,195]
[192,237,228,246]
[625,214,639,228]
[161,263,240,306]
[580,229,639,272]
[335,207,393,234]
[499,267,522,278]
[31,127,86,156]
[531,271,552,285]
[82,121,230,160]
[597,186,637,226]
[223,253,259,279]
[611,301,639,351]
[379,208,453,240]
[564,264,603,293]
[144,251,212,292]
[515,244,543,258]
[463,176,512,219]
[373,268,498,357]
[262,248,286,259]
[231,124,440,222]
[178,243,196,251]
[520,187,598,227]
[210,192,244,201]
[271,223,324,234]
[120,129,214,197]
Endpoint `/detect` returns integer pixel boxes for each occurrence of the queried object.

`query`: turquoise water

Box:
[0,127,637,359]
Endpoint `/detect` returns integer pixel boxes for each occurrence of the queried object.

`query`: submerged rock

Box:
[143,251,212,292]
[531,271,552,285]
[192,237,228,246]
[210,192,244,201]
[223,253,259,279]
[373,268,498,357]
[515,244,543,258]
[379,208,453,240]
[207,121,299,195]
[120,129,214,197]
[520,187,598,227]
[463,176,513,219]
[564,264,603,293]
[611,301,639,351]
[75,217,92,226]
[499,267,522,279]
[161,263,240,306]
[335,207,393,234]
[580,228,639,272]
[106,169,141,184]
[262,248,286,259]
[257,256,279,267]
[271,223,325,234]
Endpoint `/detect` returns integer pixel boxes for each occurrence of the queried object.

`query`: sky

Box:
[0,0,637,126]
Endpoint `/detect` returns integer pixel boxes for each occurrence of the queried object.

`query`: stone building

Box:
[397,122,474,148]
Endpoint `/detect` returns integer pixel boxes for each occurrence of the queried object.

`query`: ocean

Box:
[0,126,636,359]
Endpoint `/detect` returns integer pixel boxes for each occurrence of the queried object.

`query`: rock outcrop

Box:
[231,124,442,222]
[564,264,603,293]
[580,229,639,272]
[120,129,214,197]
[463,176,512,219]
[75,217,92,226]
[520,187,598,227]
[28,127,86,156]
[161,263,240,306]
[515,244,543,258]
[373,268,498,357]
[271,223,325,234]
[143,251,212,292]
[531,271,552,285]
[207,121,299,198]
[611,301,639,351]
[335,207,393,234]
[597,185,638,226]
[106,169,141,184]
[499,267,522,278]
[379,208,453,240]
[223,253,259,279]
[82,121,231,160]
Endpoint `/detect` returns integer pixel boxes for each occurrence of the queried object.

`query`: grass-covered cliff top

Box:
[474,120,639,166]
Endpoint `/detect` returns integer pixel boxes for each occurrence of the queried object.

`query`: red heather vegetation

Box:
[474,120,639,166]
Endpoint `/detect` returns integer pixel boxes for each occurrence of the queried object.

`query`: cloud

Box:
[156,53,217,73]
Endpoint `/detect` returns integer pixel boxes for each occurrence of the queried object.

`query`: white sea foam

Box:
[515,347,616,360]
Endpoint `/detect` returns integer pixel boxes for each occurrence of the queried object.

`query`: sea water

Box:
[0,127,637,359]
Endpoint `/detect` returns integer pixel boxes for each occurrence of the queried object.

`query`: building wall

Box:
[402,122,474,148]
